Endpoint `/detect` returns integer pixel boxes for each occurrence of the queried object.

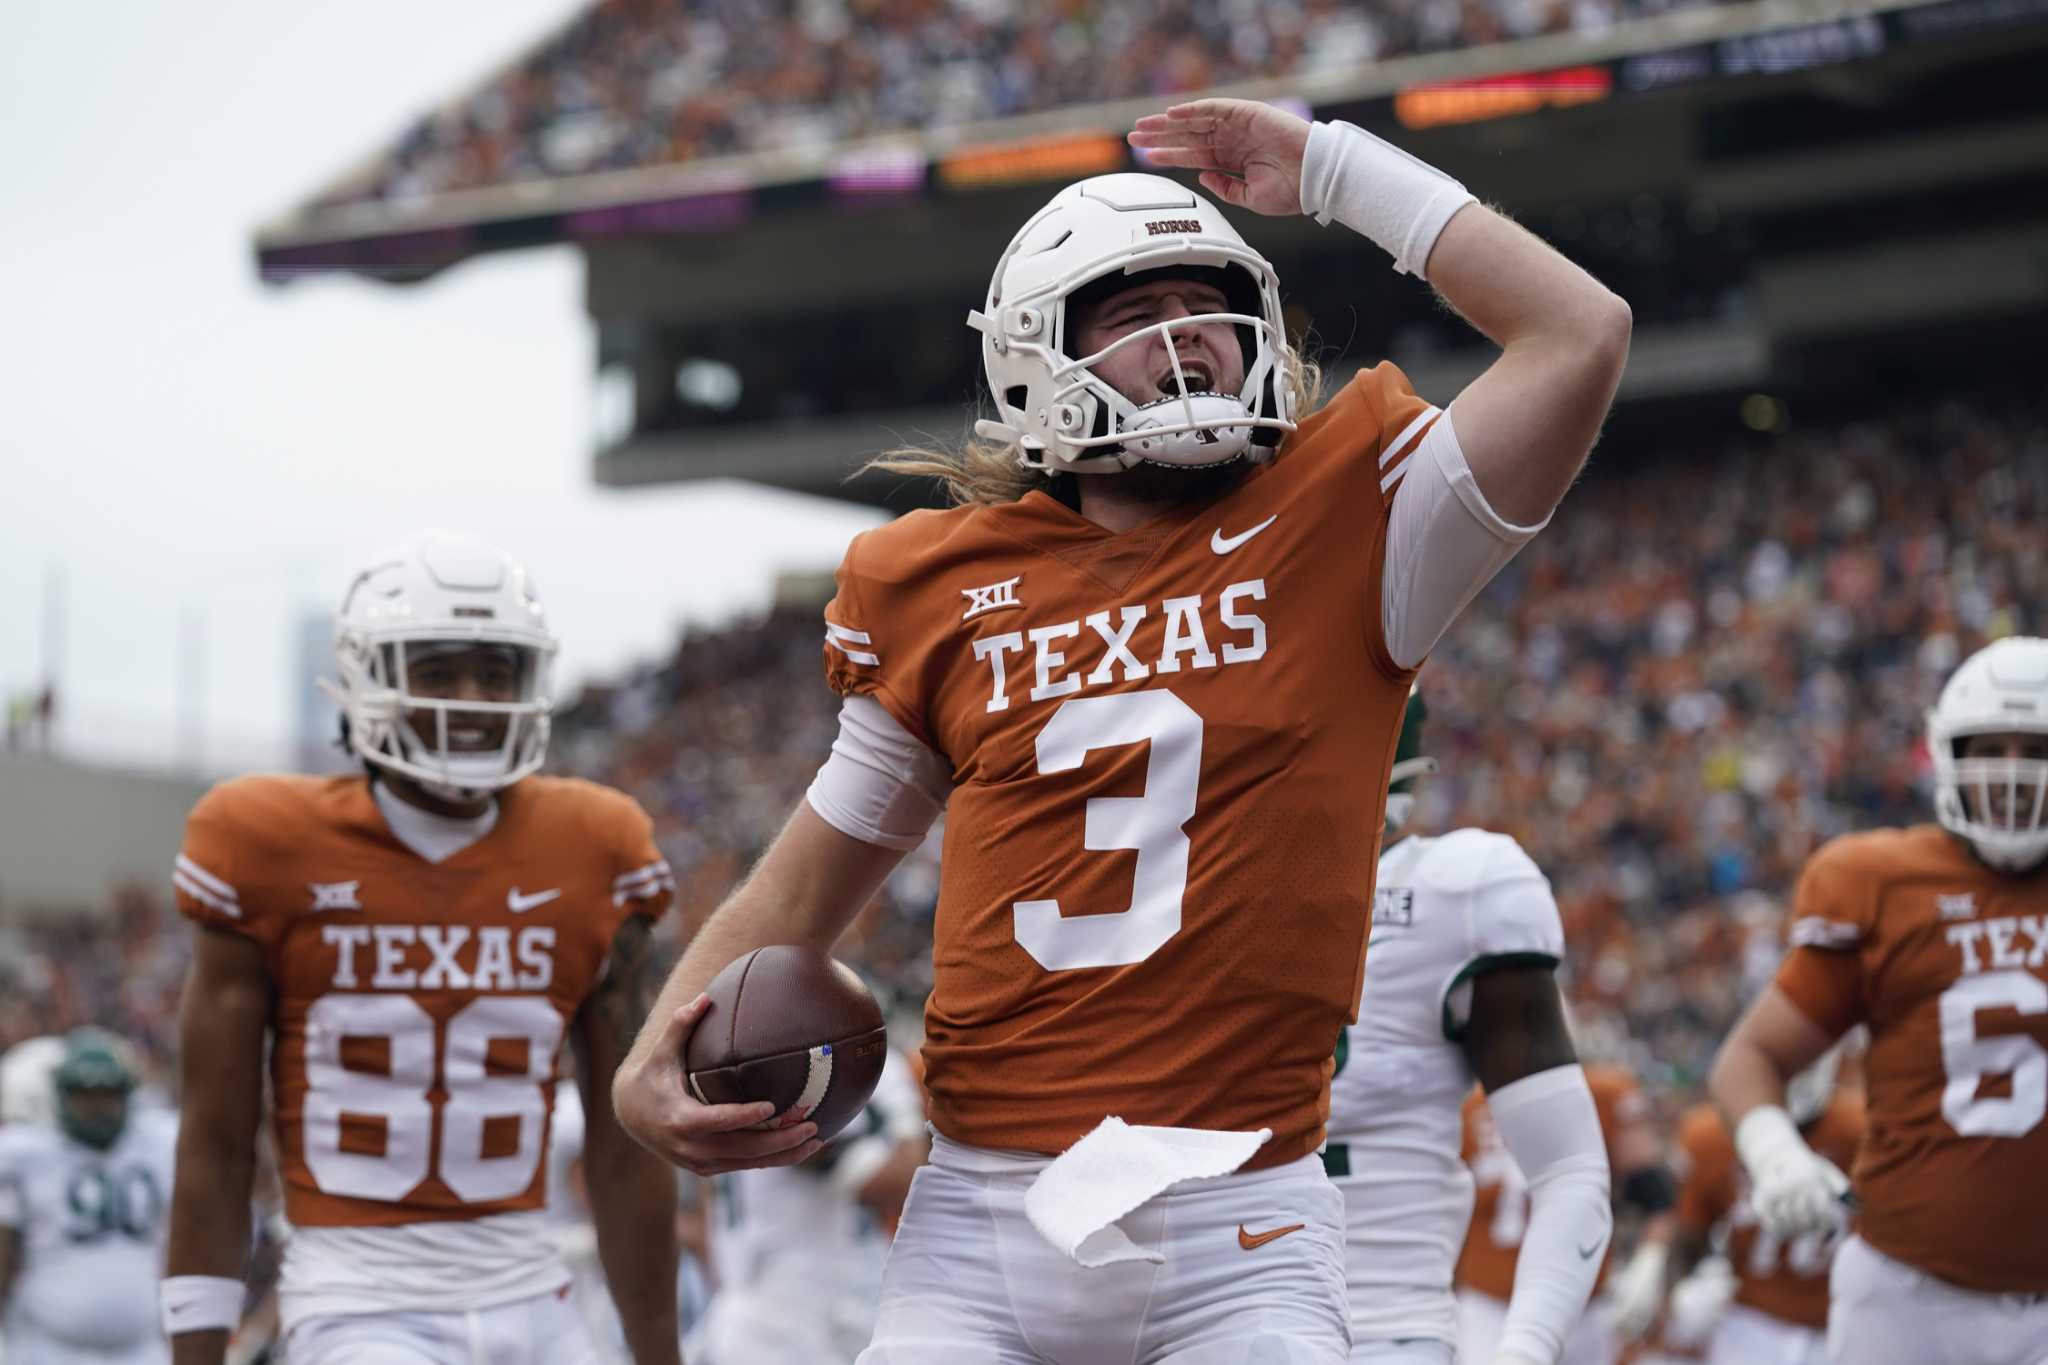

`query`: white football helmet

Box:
[1928,636,2048,872]
[321,532,557,802]
[969,173,1298,474]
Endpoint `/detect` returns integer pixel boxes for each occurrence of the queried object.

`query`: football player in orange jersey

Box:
[1454,1064,1673,1365]
[615,97,1630,1362]
[159,534,684,1365]
[1710,636,2048,1365]
[1610,1045,1863,1364]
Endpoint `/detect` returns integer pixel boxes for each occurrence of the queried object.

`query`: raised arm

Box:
[163,926,271,1365]
[572,915,682,1365]
[1422,209,1632,527]
[612,800,911,1175]
[1130,99,1630,530]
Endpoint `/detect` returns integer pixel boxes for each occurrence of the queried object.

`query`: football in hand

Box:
[683,944,888,1142]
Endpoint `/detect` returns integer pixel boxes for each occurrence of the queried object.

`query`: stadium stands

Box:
[320,0,1702,209]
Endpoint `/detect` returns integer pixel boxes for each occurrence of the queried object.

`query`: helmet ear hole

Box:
[1005,386,1029,413]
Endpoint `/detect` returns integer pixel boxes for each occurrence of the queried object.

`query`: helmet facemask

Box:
[1932,741,2048,873]
[322,533,559,806]
[971,174,1300,476]
[1042,263,1294,471]
[333,636,554,803]
[1926,638,2048,872]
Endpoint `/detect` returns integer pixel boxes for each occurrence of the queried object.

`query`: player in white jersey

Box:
[688,1049,927,1365]
[1325,690,1614,1365]
[0,1032,177,1365]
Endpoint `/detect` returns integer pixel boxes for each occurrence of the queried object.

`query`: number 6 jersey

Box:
[172,773,672,1301]
[1771,823,2048,1293]
[822,363,1460,1168]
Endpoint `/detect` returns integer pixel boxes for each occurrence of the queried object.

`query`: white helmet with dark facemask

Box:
[1927,636,2048,873]
[322,532,558,803]
[970,173,1298,474]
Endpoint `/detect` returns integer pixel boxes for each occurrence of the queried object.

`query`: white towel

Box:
[1023,1117,1272,1267]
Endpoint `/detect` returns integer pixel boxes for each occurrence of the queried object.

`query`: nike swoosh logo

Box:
[507,887,561,914]
[1578,1237,1604,1260]
[1211,514,1277,554]
[1237,1222,1306,1251]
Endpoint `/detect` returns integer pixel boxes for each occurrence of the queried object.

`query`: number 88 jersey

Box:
[173,773,672,1229]
[1773,823,2048,1293]
[823,364,1437,1168]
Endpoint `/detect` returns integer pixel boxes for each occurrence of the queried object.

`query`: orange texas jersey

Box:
[1456,1065,1647,1302]
[172,773,673,1229]
[823,363,1444,1169]
[1773,824,2048,1293]
[1672,1093,1865,1330]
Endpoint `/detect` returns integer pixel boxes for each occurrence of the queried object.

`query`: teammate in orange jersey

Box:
[1710,636,2048,1365]
[615,96,1630,1362]
[1455,1065,1673,1365]
[1611,1045,1864,1364]
[159,534,683,1365]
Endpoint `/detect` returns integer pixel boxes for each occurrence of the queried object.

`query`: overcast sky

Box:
[0,0,884,776]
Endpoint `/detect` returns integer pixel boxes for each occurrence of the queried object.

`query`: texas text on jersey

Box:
[173,772,672,1230]
[824,360,1440,1168]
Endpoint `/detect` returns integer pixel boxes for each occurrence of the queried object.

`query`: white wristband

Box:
[1297,120,1477,279]
[160,1274,244,1335]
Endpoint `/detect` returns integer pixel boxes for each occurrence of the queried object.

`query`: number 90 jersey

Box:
[0,1108,178,1349]
[1772,823,2048,1292]
[173,774,673,1228]
[823,364,1439,1169]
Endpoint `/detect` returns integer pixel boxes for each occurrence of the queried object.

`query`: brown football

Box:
[682,944,888,1142]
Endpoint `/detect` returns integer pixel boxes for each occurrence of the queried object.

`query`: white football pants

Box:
[0,1323,167,1365]
[1828,1235,2048,1365]
[283,1289,602,1365]
[857,1143,1350,1364]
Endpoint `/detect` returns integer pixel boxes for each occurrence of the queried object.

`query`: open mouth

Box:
[1155,358,1214,397]
[445,721,507,752]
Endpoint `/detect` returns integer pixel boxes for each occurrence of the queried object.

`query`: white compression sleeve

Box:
[1381,411,1548,670]
[1488,1064,1613,1363]
[803,695,952,850]
[1298,119,1477,279]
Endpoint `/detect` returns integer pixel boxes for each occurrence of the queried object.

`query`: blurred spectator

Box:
[320,0,1684,208]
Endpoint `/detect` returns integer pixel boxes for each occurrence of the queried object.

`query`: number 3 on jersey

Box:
[302,993,562,1202]
[1013,691,1204,972]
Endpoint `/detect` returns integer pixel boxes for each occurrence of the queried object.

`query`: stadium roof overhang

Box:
[252,0,2033,286]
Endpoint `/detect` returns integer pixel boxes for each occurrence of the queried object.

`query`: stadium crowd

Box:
[324,0,1708,208]
[2,389,2040,1127]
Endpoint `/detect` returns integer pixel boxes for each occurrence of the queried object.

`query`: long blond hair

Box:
[865,350,1327,507]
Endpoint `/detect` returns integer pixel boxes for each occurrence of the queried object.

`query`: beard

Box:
[1108,456,1253,508]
